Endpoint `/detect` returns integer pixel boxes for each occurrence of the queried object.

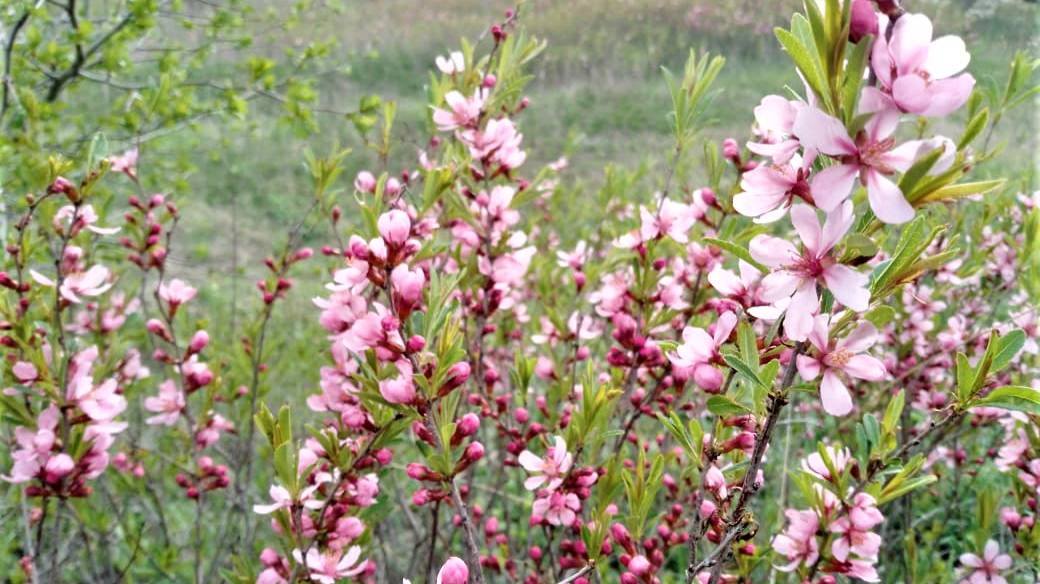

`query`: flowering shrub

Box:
[1,1,1038,583]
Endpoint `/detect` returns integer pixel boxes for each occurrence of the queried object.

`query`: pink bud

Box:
[849,0,879,42]
[377,210,411,246]
[44,454,75,482]
[189,330,209,353]
[465,441,485,462]
[456,413,480,437]
[437,557,469,584]
[627,554,651,576]
[385,177,402,197]
[693,363,723,393]
[354,171,376,193]
[379,376,416,405]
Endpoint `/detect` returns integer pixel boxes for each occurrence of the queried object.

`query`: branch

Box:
[1,10,31,122]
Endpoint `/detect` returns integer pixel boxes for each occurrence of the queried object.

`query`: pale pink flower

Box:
[797,316,886,416]
[390,264,425,313]
[53,204,120,235]
[556,241,588,270]
[830,493,884,562]
[639,199,698,243]
[435,51,465,75]
[801,445,852,480]
[436,557,468,584]
[354,171,376,193]
[144,379,185,426]
[795,103,925,224]
[378,362,416,405]
[292,546,368,584]
[747,95,803,164]
[733,155,813,222]
[532,490,580,527]
[871,13,975,117]
[772,509,820,571]
[158,278,197,309]
[31,265,113,303]
[518,435,573,491]
[959,540,1012,584]
[461,117,526,170]
[12,361,38,383]
[433,89,485,131]
[67,374,126,422]
[108,148,138,179]
[750,202,868,340]
[2,405,60,483]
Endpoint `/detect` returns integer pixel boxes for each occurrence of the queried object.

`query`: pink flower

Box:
[532,490,580,527]
[292,546,368,584]
[794,103,925,224]
[53,204,120,235]
[670,312,736,392]
[871,13,975,117]
[797,316,886,416]
[378,210,411,247]
[518,435,573,491]
[144,380,185,426]
[31,265,113,303]
[433,89,486,131]
[733,155,813,222]
[958,540,1012,584]
[461,117,526,170]
[830,494,883,563]
[703,465,728,500]
[801,445,851,480]
[158,278,197,310]
[639,199,699,243]
[772,509,820,571]
[750,202,869,341]
[67,375,126,422]
[108,148,138,179]
[747,95,803,165]
[2,406,59,483]
[435,51,465,75]
[378,362,416,405]
[436,557,469,584]
[12,361,38,383]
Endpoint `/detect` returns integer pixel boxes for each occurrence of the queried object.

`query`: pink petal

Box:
[809,164,858,211]
[819,201,855,255]
[959,553,983,568]
[889,13,933,75]
[921,74,975,117]
[797,354,822,381]
[837,322,878,353]
[759,272,802,303]
[820,371,854,416]
[789,204,823,253]
[749,235,800,269]
[754,95,796,132]
[844,354,886,381]
[892,75,932,114]
[822,264,870,311]
[793,107,856,157]
[865,170,915,224]
[923,35,970,79]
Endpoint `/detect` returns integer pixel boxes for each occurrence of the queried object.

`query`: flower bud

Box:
[849,0,879,43]
[189,330,210,353]
[437,558,469,584]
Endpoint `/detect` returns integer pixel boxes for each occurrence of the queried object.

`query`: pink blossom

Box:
[158,278,197,310]
[794,103,926,224]
[436,557,469,584]
[871,13,975,117]
[801,445,852,480]
[772,509,820,571]
[354,171,376,193]
[143,380,185,426]
[532,490,580,527]
[747,95,803,165]
[2,405,59,483]
[461,117,526,170]
[291,546,368,584]
[378,210,411,247]
[67,375,126,422]
[433,89,486,131]
[53,204,120,235]
[390,264,425,313]
[108,148,138,179]
[797,316,887,416]
[959,540,1012,584]
[31,265,113,303]
[750,202,869,341]
[435,51,465,75]
[12,361,38,383]
[704,465,728,500]
[518,435,573,491]
[830,493,883,563]
[378,362,416,405]
[733,155,813,222]
[638,199,698,243]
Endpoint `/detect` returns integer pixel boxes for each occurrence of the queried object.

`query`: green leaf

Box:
[878,474,937,505]
[974,386,1040,414]
[707,394,753,417]
[992,329,1025,372]
[703,237,767,273]
[722,352,765,389]
[871,216,943,297]
[915,180,1006,204]
[955,352,974,401]
[775,27,828,104]
[958,107,989,149]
